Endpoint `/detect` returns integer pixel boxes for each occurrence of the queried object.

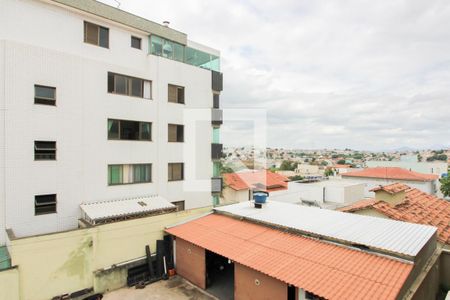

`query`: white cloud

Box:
[100,0,450,150]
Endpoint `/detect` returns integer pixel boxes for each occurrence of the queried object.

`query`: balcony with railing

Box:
[149,35,220,72]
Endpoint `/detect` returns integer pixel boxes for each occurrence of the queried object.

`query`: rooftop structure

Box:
[223,170,288,192]
[340,183,450,245]
[215,200,436,258]
[342,167,438,182]
[166,213,413,300]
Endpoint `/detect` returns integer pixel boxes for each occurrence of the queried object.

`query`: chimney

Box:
[162,21,170,27]
[373,187,406,207]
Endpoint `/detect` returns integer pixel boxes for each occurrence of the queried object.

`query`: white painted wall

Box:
[0,0,215,243]
[221,187,250,204]
[341,177,435,198]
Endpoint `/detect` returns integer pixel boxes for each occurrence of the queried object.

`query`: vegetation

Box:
[440,176,450,197]
[280,160,298,171]
[324,169,334,177]
[337,159,346,164]
[289,175,304,181]
[427,154,448,162]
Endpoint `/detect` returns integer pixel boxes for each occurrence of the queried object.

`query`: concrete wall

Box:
[341,177,435,197]
[7,207,210,300]
[234,263,287,300]
[0,267,20,300]
[411,257,440,300]
[221,187,250,204]
[175,237,206,289]
[0,0,215,244]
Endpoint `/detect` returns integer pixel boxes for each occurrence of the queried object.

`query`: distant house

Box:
[366,157,448,177]
[339,182,450,287]
[295,164,320,176]
[329,164,353,175]
[341,167,439,197]
[221,170,288,204]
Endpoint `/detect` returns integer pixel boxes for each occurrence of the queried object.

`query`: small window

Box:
[168,163,184,181]
[108,164,152,185]
[171,201,185,212]
[34,85,56,105]
[107,119,152,141]
[168,84,185,104]
[131,36,142,49]
[84,21,109,48]
[34,141,56,160]
[35,194,57,215]
[168,124,184,142]
[108,72,151,99]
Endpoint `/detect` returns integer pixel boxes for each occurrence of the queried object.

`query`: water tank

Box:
[253,192,268,204]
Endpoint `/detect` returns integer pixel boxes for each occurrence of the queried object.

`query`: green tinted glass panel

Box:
[212,195,219,206]
[212,127,220,143]
[213,162,221,177]
[150,35,163,56]
[108,165,122,185]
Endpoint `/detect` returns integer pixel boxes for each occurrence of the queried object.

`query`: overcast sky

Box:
[101,0,450,151]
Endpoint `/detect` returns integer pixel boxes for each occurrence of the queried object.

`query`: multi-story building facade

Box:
[0,0,222,246]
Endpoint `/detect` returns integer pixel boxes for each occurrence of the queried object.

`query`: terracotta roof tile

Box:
[342,167,438,182]
[340,183,450,245]
[223,170,288,192]
[166,214,413,300]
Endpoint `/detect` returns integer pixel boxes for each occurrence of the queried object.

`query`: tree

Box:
[280,160,297,171]
[324,169,334,177]
[337,159,346,165]
[440,176,450,197]
[289,175,304,181]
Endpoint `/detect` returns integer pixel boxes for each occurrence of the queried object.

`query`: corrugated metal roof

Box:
[80,195,175,224]
[214,201,436,257]
[166,214,413,300]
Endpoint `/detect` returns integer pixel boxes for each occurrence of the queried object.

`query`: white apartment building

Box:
[0,0,223,246]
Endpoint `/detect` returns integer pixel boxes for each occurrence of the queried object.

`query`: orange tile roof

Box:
[342,167,438,182]
[223,170,288,192]
[371,182,410,194]
[166,214,413,300]
[333,164,352,168]
[340,183,450,244]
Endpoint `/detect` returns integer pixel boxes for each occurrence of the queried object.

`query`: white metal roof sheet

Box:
[214,201,436,257]
[80,195,175,223]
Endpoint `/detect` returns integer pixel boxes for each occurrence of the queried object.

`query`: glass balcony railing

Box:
[150,35,220,72]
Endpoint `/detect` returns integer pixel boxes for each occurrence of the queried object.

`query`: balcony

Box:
[212,70,223,92]
[211,177,223,193]
[212,108,223,126]
[211,143,223,160]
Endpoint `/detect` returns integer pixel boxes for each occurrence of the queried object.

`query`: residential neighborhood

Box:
[0,0,449,300]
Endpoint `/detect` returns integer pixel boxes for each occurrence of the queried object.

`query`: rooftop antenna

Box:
[113,0,121,8]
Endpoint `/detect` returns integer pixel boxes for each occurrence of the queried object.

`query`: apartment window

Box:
[108,72,151,99]
[168,84,184,104]
[168,124,184,142]
[171,201,185,212]
[34,85,56,105]
[84,21,109,48]
[168,163,184,181]
[34,141,56,160]
[108,164,152,185]
[131,36,142,49]
[35,194,57,215]
[108,119,151,141]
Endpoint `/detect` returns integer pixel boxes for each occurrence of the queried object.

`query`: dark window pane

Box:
[84,22,98,45]
[168,85,177,103]
[114,75,127,95]
[133,164,151,183]
[108,119,119,139]
[34,141,56,160]
[131,36,141,49]
[140,122,151,140]
[120,120,140,140]
[177,87,184,104]
[131,78,143,97]
[35,194,56,215]
[177,125,184,142]
[99,26,109,48]
[169,163,184,181]
[171,201,185,211]
[108,73,114,93]
[34,85,56,105]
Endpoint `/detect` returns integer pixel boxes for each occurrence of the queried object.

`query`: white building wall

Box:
[341,177,434,198]
[0,0,214,241]
[0,41,6,245]
[366,160,448,176]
